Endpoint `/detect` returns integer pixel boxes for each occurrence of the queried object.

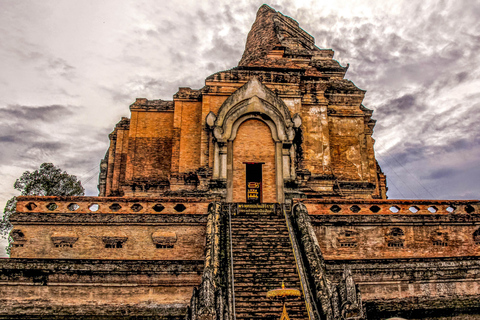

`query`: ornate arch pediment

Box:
[207,77,300,143]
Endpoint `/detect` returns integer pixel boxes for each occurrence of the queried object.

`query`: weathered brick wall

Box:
[125,110,174,182]
[10,224,205,260]
[201,94,229,168]
[0,259,202,318]
[105,118,130,196]
[10,197,208,260]
[300,104,330,175]
[302,199,480,260]
[316,224,480,260]
[112,127,129,192]
[329,116,365,181]
[326,258,480,319]
[233,119,276,203]
[177,101,202,173]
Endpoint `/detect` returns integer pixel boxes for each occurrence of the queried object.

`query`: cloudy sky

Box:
[1,0,479,254]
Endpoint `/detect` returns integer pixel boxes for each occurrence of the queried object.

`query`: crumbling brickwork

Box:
[98,3,386,201]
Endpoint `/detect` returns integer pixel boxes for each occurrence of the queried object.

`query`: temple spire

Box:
[238,5,318,67]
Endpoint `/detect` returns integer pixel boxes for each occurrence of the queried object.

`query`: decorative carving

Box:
[431,229,449,247]
[185,202,233,320]
[11,229,26,248]
[152,231,177,249]
[102,236,128,249]
[474,228,480,245]
[292,113,302,128]
[206,112,217,128]
[51,232,78,248]
[337,229,358,248]
[291,202,365,320]
[385,228,405,248]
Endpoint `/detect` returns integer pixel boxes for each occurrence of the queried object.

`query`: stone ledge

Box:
[0,258,204,273]
[325,256,480,282]
[10,213,208,224]
[310,214,480,225]
[0,301,187,319]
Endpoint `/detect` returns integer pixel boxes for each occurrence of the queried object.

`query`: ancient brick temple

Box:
[1,5,480,320]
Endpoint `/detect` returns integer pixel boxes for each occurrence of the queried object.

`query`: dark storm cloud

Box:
[426,167,457,180]
[101,75,203,102]
[0,130,40,144]
[0,104,74,122]
[203,36,244,63]
[374,94,425,118]
[2,35,77,81]
[0,104,83,166]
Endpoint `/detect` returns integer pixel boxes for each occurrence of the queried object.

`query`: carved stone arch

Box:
[214,77,294,130]
[208,77,302,203]
[212,79,297,144]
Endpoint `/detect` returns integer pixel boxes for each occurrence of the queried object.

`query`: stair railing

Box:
[227,203,236,320]
[185,202,234,320]
[283,203,323,320]
[289,202,366,320]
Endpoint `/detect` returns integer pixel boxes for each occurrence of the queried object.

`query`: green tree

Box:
[1,163,85,253]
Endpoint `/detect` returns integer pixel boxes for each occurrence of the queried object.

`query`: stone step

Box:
[232,233,289,237]
[235,310,308,320]
[232,223,287,227]
[232,242,291,246]
[232,234,290,238]
[234,291,303,299]
[232,256,296,263]
[232,245,291,249]
[231,209,307,319]
[233,274,299,280]
[236,303,306,310]
[232,249,293,253]
[232,264,296,270]
[233,260,295,266]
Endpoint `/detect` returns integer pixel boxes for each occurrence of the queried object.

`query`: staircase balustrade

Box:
[291,202,366,320]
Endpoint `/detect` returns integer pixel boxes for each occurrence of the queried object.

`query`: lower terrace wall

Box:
[0,259,203,319]
[1,196,208,318]
[298,199,480,319]
[302,199,480,260]
[326,257,480,319]
[10,196,208,260]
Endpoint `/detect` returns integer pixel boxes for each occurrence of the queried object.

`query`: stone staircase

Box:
[231,209,309,320]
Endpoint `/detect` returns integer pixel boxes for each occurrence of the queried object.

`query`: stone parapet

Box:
[15,196,209,215]
[296,198,479,215]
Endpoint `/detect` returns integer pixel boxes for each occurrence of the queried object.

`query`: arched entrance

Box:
[233,119,276,203]
[206,77,302,204]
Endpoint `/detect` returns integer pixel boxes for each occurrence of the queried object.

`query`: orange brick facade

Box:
[97,6,388,202]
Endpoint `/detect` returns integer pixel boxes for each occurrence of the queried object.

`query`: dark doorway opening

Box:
[245,163,263,203]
